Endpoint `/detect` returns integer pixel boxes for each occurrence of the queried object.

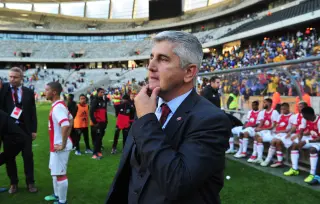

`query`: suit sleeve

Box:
[30,90,37,133]
[90,99,98,125]
[0,110,26,145]
[132,111,230,200]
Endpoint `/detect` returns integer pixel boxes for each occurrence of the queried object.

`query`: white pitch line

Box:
[108,139,123,142]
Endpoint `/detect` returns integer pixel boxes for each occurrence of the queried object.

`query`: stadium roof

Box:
[0,0,226,19]
[0,0,94,2]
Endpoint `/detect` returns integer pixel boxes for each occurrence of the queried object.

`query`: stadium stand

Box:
[223,0,320,38]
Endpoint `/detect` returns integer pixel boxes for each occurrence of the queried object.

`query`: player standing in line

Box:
[111,94,135,154]
[44,82,73,204]
[226,101,260,158]
[260,103,295,167]
[250,98,279,164]
[284,107,320,184]
[90,88,108,159]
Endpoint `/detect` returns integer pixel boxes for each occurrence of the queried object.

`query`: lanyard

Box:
[11,87,23,105]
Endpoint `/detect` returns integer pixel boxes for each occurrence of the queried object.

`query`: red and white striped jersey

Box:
[48,100,73,152]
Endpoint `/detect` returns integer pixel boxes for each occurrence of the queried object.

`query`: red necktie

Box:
[159,103,171,126]
[13,87,19,104]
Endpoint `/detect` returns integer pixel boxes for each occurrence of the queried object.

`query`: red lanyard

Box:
[11,87,23,104]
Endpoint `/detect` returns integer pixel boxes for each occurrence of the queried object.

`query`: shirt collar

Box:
[52,100,63,107]
[10,84,22,90]
[157,89,192,114]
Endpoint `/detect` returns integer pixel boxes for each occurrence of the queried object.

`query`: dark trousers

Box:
[91,123,107,155]
[5,124,34,185]
[112,125,129,149]
[70,128,77,149]
[0,140,24,167]
[74,127,90,151]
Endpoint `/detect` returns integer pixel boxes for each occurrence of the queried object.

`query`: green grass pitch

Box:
[0,104,319,204]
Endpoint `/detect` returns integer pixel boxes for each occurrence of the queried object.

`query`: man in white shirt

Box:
[226,101,260,158]
[248,98,279,163]
[44,82,73,204]
[260,103,295,167]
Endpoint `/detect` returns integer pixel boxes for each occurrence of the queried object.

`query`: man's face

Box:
[298,104,306,113]
[130,94,135,100]
[211,79,221,89]
[281,105,289,115]
[68,96,73,102]
[263,100,270,109]
[252,103,259,111]
[45,85,53,101]
[148,41,186,93]
[79,96,87,104]
[9,71,22,87]
[98,90,104,97]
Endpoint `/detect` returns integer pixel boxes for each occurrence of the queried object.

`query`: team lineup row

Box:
[226,99,320,185]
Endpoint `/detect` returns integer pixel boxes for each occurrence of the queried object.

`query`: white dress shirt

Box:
[10,84,22,104]
[155,89,192,129]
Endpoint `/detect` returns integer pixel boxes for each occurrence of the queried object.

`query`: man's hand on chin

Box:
[134,85,160,118]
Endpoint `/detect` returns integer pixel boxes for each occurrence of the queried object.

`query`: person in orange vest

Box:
[111,94,135,154]
[295,87,311,113]
[73,94,92,156]
[271,87,282,113]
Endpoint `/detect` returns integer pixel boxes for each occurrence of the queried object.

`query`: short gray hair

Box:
[9,67,24,78]
[153,31,203,69]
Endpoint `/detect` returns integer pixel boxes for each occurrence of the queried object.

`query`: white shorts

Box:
[273,133,293,148]
[257,130,273,142]
[241,127,256,137]
[293,136,320,151]
[231,126,243,137]
[49,151,70,176]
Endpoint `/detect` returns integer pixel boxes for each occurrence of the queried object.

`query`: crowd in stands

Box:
[201,29,320,72]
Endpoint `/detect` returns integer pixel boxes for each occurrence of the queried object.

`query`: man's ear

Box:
[184,64,198,83]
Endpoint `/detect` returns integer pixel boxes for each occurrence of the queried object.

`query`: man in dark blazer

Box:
[0,67,38,193]
[0,109,26,166]
[106,31,231,204]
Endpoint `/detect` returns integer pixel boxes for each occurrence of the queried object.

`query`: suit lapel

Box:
[163,89,200,142]
[21,87,27,107]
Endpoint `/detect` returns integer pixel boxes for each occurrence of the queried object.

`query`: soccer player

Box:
[73,94,92,155]
[111,94,135,154]
[249,98,279,163]
[226,101,260,157]
[260,103,295,167]
[90,88,108,159]
[44,82,73,204]
[284,107,320,184]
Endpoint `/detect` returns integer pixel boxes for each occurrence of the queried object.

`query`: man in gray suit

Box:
[106,31,231,204]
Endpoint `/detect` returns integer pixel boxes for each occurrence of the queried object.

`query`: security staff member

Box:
[0,67,38,194]
[90,88,108,159]
[111,94,135,154]
[73,94,92,155]
[202,76,221,108]
[227,89,239,112]
[112,89,121,110]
